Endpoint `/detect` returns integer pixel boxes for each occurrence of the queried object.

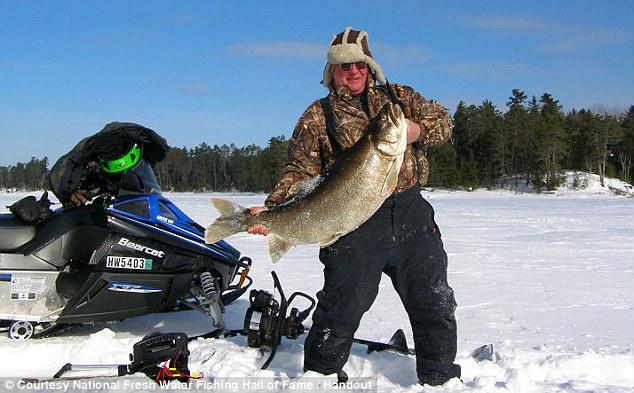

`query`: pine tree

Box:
[539,93,567,190]
[428,143,460,188]
[565,109,591,171]
[618,106,634,182]
[260,136,289,192]
[526,96,546,190]
[190,143,212,191]
[504,89,529,188]
[155,147,190,191]
[0,166,8,189]
[594,113,621,186]
[452,101,479,188]
[473,100,504,188]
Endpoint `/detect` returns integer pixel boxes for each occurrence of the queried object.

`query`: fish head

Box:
[370,103,408,157]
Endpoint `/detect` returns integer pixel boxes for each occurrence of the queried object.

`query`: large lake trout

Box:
[204,102,408,263]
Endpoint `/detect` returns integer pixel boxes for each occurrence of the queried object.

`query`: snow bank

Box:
[489,171,634,197]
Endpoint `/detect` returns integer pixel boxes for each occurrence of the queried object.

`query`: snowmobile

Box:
[0,122,253,340]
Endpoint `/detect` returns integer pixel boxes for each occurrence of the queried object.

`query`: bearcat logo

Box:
[117,238,165,258]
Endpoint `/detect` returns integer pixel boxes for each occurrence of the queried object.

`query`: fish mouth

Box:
[379,104,403,143]
[371,103,407,156]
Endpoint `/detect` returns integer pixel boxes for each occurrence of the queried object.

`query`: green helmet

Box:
[99,143,142,174]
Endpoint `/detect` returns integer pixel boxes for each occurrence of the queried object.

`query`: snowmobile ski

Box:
[353,329,415,355]
[354,331,496,363]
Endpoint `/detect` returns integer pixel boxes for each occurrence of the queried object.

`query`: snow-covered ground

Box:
[0,175,632,392]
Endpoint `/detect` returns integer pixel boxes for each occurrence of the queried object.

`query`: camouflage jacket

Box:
[265,80,452,206]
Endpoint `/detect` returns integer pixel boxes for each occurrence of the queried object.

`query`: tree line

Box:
[427,90,633,191]
[153,137,289,192]
[0,157,49,191]
[1,90,633,193]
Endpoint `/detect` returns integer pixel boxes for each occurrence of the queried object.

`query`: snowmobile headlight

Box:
[99,143,142,174]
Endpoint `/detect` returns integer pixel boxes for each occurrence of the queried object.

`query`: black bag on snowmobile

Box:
[48,122,169,205]
[7,191,53,223]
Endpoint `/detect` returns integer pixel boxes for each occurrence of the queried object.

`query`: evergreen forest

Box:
[2,90,633,194]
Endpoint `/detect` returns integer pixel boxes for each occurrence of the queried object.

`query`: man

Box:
[250,27,460,386]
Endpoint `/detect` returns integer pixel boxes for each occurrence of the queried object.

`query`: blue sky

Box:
[1,1,633,166]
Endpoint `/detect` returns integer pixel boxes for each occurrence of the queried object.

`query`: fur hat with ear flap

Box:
[321,26,386,88]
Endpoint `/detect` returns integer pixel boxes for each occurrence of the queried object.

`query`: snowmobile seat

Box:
[0,214,37,251]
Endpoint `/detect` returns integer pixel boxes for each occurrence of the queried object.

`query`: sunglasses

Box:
[338,61,367,71]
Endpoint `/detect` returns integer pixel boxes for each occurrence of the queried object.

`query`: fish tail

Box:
[204,198,248,243]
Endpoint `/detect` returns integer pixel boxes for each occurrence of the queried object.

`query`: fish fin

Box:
[287,176,323,200]
[320,233,343,247]
[204,198,247,244]
[267,234,294,264]
[382,159,399,196]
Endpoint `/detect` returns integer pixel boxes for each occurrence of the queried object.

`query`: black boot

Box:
[336,370,348,384]
[418,364,461,386]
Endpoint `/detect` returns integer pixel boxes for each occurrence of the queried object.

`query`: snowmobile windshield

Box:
[118,159,162,196]
[99,143,142,174]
